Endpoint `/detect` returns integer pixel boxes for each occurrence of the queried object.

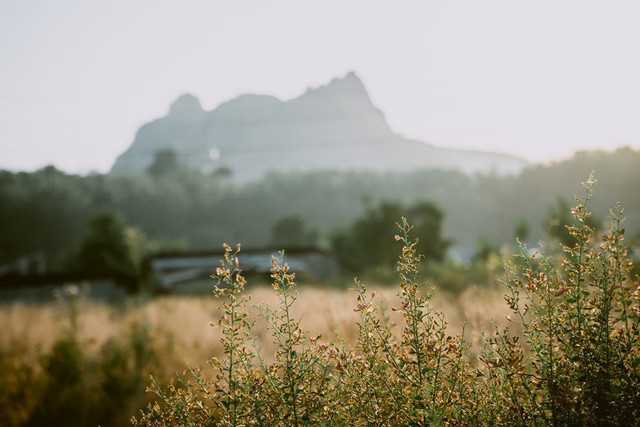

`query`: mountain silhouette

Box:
[111,72,527,180]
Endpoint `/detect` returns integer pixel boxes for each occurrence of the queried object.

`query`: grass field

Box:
[0,282,509,427]
[2,187,639,426]
[0,283,509,370]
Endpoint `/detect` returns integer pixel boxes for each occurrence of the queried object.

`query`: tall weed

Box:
[134,176,639,426]
[480,175,640,425]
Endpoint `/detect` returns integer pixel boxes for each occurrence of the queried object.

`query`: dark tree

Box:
[332,201,449,269]
[270,216,318,248]
[147,149,181,178]
[73,212,134,276]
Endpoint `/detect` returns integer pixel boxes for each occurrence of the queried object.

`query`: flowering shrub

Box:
[479,175,640,425]
[134,176,640,426]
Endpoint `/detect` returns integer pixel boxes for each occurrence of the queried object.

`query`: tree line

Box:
[1,147,639,276]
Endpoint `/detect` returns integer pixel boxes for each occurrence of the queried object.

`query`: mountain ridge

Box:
[111,72,528,180]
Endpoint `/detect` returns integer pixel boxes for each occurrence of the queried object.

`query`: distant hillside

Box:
[110,72,528,181]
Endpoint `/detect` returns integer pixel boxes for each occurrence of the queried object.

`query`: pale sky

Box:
[2,0,639,173]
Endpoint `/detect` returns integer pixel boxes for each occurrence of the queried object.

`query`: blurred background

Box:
[1,1,639,425]
[2,0,640,294]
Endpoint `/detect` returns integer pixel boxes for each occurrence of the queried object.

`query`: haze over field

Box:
[2,1,640,173]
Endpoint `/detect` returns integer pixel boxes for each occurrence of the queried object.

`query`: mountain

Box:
[110,72,528,181]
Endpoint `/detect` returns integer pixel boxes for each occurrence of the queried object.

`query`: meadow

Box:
[1,178,639,426]
[0,283,508,426]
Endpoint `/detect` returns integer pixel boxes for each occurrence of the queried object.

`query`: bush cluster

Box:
[134,178,640,426]
[0,287,169,427]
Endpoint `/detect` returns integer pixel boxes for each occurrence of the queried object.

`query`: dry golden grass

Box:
[0,283,511,375]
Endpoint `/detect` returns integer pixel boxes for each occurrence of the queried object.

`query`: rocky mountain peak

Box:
[111,72,528,179]
[288,71,377,119]
[168,94,204,118]
[327,70,366,92]
[302,71,368,99]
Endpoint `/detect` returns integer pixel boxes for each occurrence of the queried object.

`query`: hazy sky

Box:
[2,0,640,173]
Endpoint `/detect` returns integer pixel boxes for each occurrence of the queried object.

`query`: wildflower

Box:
[353,302,367,312]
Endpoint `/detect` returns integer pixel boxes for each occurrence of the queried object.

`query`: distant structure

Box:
[111,72,528,182]
[146,247,352,294]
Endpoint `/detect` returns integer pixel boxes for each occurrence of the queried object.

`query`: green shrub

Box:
[0,341,40,427]
[0,285,170,427]
[331,200,449,271]
[479,175,640,425]
[134,176,640,426]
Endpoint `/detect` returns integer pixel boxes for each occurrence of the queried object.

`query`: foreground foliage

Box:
[135,177,640,426]
[0,286,176,427]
